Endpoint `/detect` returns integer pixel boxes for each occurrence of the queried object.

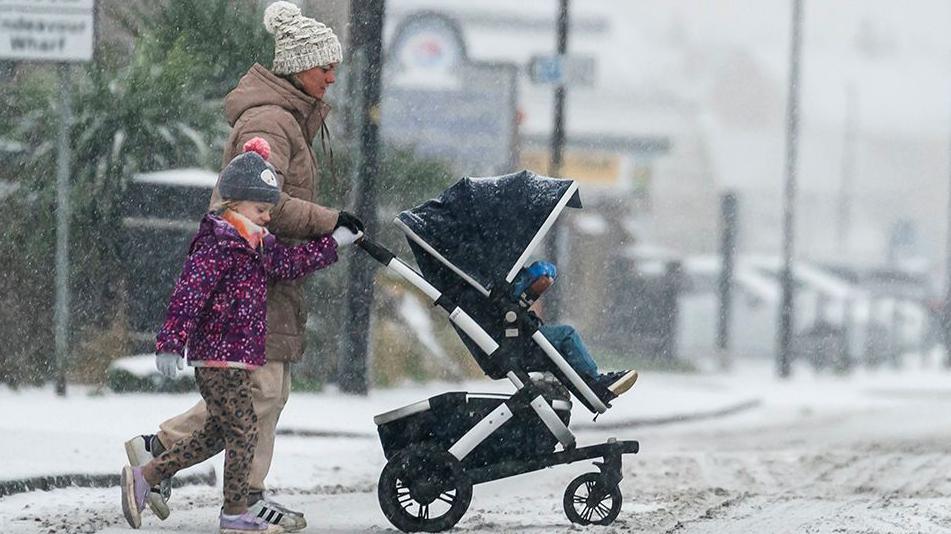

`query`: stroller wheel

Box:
[378,444,472,533]
[563,472,622,526]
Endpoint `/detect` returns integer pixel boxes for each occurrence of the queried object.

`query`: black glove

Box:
[335,211,365,234]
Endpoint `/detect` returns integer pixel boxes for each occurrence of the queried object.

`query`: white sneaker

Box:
[247,496,306,532]
[124,434,171,520]
[219,510,284,533]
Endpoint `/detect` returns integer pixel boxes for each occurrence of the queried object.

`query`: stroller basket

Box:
[374,392,571,468]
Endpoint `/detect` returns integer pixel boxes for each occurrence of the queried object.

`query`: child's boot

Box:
[220,510,285,533]
[120,465,150,528]
[124,434,171,519]
[595,369,639,400]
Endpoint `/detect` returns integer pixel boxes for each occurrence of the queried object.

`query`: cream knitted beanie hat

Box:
[264,1,343,75]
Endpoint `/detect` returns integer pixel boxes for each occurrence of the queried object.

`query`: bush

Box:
[0,2,249,386]
[106,355,196,393]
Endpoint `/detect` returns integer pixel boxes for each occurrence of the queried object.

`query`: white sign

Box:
[0,0,95,62]
[389,11,465,90]
[383,12,519,176]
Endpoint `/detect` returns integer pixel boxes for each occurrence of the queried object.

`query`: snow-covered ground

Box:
[3,352,951,533]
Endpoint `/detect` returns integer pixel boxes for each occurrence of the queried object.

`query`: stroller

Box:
[357,170,639,532]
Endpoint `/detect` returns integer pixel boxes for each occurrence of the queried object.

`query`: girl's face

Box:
[232,201,273,226]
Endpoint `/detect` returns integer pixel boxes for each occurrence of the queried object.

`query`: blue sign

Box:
[530,55,564,85]
[529,54,596,87]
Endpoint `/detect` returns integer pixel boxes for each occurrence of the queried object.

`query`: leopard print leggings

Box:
[145,367,258,514]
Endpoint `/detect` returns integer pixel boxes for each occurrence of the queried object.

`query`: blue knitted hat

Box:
[512,260,558,297]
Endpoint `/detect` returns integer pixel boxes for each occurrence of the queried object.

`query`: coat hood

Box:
[223,63,330,140]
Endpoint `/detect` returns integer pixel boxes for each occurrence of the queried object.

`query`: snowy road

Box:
[625,397,951,534]
[4,363,951,533]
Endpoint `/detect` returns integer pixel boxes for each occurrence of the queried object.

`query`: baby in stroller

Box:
[512,260,639,402]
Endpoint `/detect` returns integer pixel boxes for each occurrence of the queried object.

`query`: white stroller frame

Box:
[361,181,639,532]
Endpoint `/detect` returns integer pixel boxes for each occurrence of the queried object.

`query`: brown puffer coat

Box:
[216,63,339,363]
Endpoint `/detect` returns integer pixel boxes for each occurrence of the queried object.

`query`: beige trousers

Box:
[157,361,291,492]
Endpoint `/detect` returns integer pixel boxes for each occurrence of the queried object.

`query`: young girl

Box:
[120,138,361,533]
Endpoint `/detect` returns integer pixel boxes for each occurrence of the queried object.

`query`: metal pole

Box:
[944,88,951,367]
[546,0,569,322]
[717,192,737,365]
[54,64,72,396]
[778,0,804,379]
[339,0,385,395]
[662,261,682,362]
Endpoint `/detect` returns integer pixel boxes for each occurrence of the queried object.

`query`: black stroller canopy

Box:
[396,170,582,294]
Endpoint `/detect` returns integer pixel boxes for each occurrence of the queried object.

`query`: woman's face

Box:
[232,201,273,226]
[293,64,337,100]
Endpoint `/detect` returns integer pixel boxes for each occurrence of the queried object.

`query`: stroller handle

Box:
[357,236,394,265]
[355,235,501,356]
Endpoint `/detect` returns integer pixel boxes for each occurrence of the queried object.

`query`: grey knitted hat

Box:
[218,151,281,205]
[264,1,343,75]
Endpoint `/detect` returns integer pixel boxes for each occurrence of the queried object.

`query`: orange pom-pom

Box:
[242,137,271,160]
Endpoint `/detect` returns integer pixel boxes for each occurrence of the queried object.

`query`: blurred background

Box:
[1,0,950,394]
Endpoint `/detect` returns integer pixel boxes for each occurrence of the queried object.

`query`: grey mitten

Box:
[155,353,184,379]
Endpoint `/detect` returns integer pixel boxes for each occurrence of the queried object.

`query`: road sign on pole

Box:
[0,0,95,62]
[529,53,595,87]
[2,0,95,395]
[53,63,72,396]
[530,55,563,85]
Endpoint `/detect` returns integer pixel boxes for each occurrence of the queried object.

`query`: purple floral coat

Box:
[155,214,338,369]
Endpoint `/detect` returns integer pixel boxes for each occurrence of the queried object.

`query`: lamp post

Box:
[545,0,569,322]
[339,0,385,394]
[778,0,804,378]
[943,89,951,367]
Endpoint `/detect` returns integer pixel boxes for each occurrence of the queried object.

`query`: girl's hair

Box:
[210,200,241,215]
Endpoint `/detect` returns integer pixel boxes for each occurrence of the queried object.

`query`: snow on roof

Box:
[622,242,678,262]
[734,268,781,303]
[573,212,608,235]
[0,138,24,153]
[109,354,194,379]
[654,253,858,302]
[0,180,18,199]
[132,168,218,188]
[791,262,858,300]
[680,254,719,274]
[742,255,863,301]
[677,254,781,302]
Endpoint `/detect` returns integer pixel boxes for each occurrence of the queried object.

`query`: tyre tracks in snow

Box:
[617,401,951,533]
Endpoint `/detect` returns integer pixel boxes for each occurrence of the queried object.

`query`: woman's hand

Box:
[334,211,365,234]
